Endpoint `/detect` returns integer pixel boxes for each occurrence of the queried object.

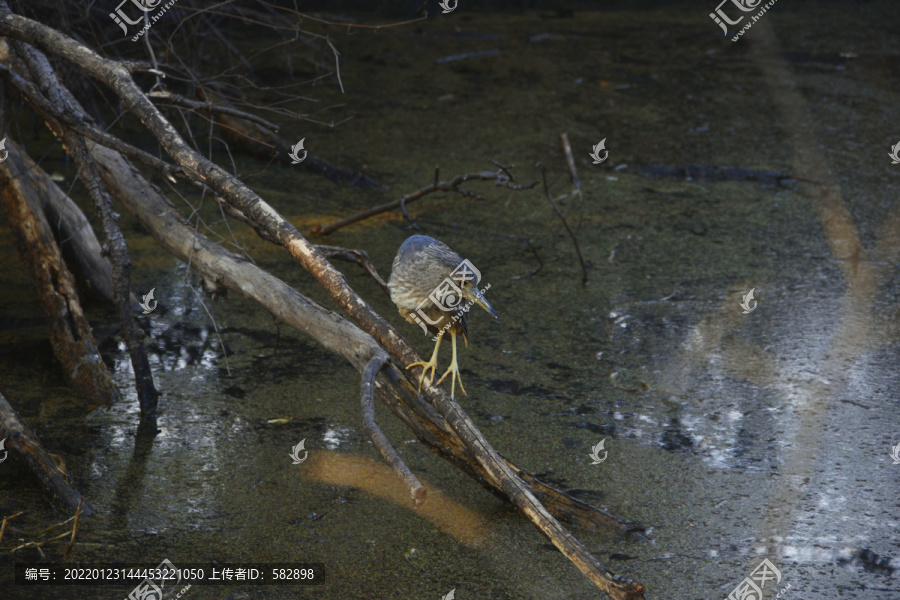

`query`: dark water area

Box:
[1,2,899,599]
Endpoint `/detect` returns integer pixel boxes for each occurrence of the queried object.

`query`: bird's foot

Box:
[436,358,466,399]
[406,358,438,393]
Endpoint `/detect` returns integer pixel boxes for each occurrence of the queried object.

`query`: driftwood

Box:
[0,139,120,404]
[85,138,640,538]
[8,37,159,427]
[0,390,91,515]
[361,350,427,505]
[0,8,645,598]
[5,144,116,306]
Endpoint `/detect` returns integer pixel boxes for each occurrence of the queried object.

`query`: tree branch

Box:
[0,389,91,515]
[9,37,159,427]
[361,350,426,505]
[312,166,538,236]
[0,139,121,404]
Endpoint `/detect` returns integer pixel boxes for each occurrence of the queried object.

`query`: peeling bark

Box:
[16,140,116,306]
[0,139,120,403]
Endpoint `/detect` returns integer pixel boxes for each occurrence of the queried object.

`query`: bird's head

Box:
[460,283,497,319]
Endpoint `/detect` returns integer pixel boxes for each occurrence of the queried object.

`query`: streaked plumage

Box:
[387,235,496,398]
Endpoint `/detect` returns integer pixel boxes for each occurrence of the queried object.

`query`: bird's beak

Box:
[462,286,497,318]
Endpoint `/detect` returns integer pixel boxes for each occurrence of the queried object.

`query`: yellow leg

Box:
[436,329,466,398]
[406,330,443,393]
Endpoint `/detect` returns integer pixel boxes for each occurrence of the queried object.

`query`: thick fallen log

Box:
[0,139,121,404]
[0,10,645,598]
[0,389,91,515]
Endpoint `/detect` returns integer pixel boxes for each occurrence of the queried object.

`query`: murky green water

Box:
[2,3,900,599]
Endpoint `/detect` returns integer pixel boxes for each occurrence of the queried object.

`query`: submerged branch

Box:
[361,351,426,506]
[538,162,589,284]
[0,390,91,515]
[312,165,537,236]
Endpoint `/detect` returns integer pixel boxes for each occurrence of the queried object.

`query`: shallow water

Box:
[1,3,899,599]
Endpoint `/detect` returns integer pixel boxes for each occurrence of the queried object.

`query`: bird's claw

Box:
[406,360,437,393]
[436,363,466,399]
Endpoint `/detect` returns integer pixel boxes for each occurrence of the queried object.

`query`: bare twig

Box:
[513,238,544,279]
[560,132,580,188]
[313,165,537,236]
[315,245,390,295]
[325,38,344,94]
[149,89,280,132]
[208,195,279,243]
[11,541,46,557]
[537,163,588,284]
[64,497,82,554]
[0,64,183,181]
[0,511,24,546]
[141,12,163,93]
[361,351,426,506]
[560,132,585,233]
[290,10,427,31]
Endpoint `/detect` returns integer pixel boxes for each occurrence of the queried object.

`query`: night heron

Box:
[388,235,497,398]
